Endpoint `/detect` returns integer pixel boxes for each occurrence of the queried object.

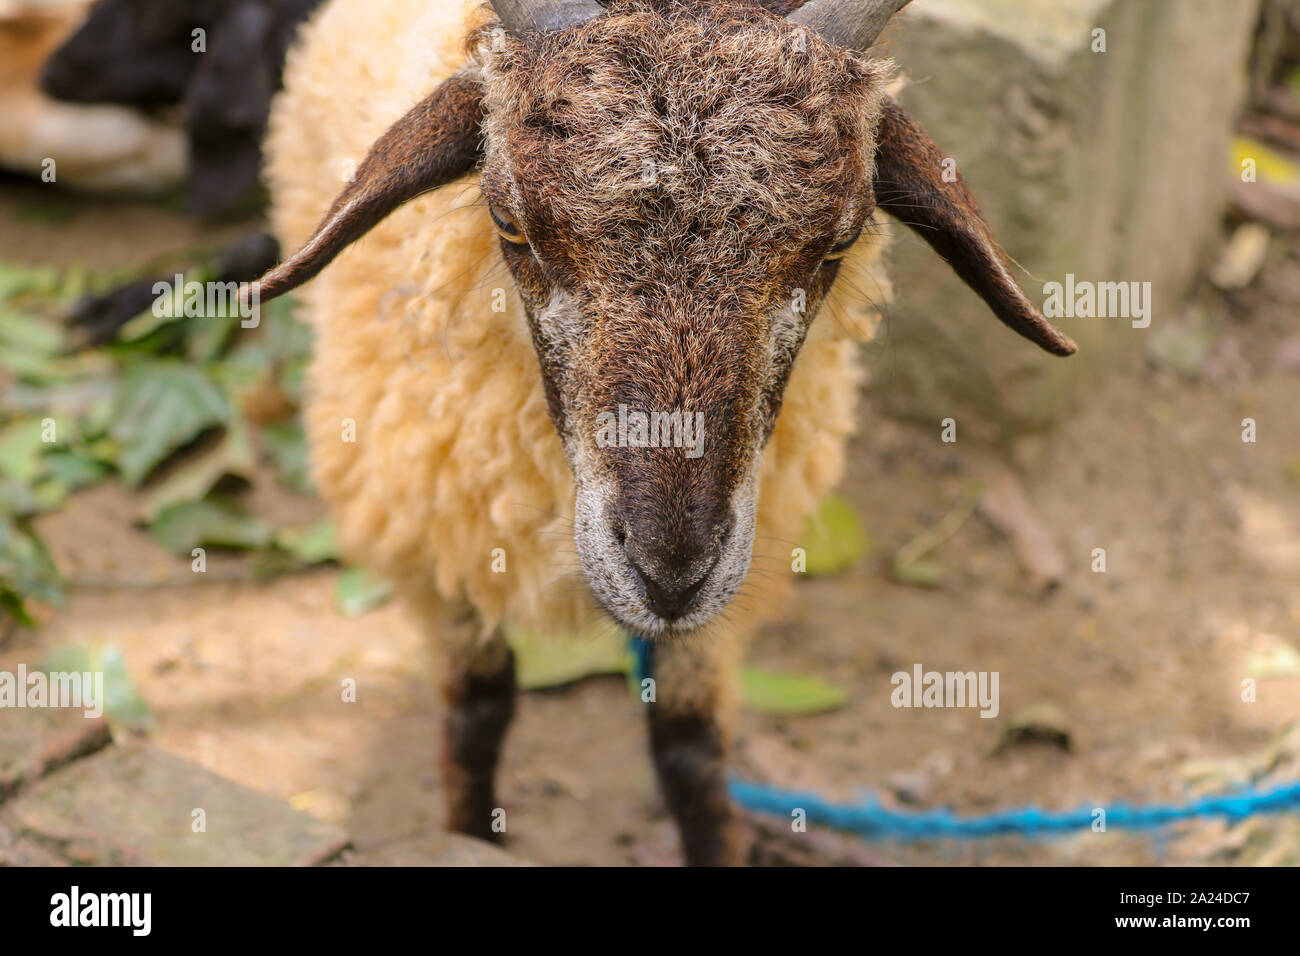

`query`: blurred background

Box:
[0,0,1298,866]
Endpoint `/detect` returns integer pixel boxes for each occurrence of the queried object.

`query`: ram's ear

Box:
[873,96,1077,356]
[251,69,485,303]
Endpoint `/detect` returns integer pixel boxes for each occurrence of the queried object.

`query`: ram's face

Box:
[479,6,886,636]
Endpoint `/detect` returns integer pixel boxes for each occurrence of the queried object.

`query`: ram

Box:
[254,0,1075,865]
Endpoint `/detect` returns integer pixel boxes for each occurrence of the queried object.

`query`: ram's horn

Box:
[787,0,913,52]
[490,0,605,36]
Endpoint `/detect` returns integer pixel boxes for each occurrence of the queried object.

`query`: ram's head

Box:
[251,0,1075,637]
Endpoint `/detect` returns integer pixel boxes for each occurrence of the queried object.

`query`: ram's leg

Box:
[442,633,516,841]
[413,592,517,843]
[645,631,746,866]
[645,629,887,867]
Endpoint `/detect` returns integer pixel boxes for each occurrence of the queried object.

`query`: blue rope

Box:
[629,635,655,691]
[728,777,1300,841]
[624,634,1299,839]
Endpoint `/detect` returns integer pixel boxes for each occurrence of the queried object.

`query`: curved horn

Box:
[787,0,913,52]
[490,0,604,35]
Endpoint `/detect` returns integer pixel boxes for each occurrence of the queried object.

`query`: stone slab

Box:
[0,704,111,802]
[5,742,349,866]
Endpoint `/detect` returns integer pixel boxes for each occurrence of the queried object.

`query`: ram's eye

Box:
[490,205,527,245]
[826,228,863,260]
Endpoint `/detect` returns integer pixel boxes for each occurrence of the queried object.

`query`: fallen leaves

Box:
[110,361,232,488]
[799,493,869,577]
[0,259,321,625]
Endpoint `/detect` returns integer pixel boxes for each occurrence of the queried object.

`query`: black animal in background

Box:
[41,0,322,217]
[40,0,320,341]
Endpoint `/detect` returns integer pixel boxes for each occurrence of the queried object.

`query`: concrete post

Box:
[871,0,1260,443]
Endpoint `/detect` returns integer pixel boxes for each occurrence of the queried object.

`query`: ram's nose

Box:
[627,556,717,620]
[615,510,734,622]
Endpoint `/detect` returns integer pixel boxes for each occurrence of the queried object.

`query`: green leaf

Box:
[740,667,848,716]
[260,421,313,494]
[0,419,53,483]
[54,265,93,305]
[274,518,338,565]
[214,340,274,386]
[0,517,63,625]
[335,566,393,617]
[265,297,312,360]
[889,556,946,588]
[110,360,231,486]
[102,323,184,360]
[5,379,117,435]
[0,261,60,301]
[149,498,272,554]
[508,624,630,691]
[76,435,119,466]
[30,477,71,512]
[40,643,153,731]
[41,450,109,492]
[185,310,242,362]
[799,493,869,576]
[0,590,34,628]
[0,349,78,384]
[98,645,154,729]
[0,309,65,355]
[115,288,188,343]
[138,420,256,522]
[0,477,39,517]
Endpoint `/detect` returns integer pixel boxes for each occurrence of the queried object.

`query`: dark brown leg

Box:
[644,634,746,866]
[431,602,517,843]
[648,708,745,865]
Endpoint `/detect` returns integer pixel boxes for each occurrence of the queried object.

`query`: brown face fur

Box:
[476,0,887,636]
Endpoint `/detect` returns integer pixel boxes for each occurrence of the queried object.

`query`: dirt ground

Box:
[3,174,1299,866]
